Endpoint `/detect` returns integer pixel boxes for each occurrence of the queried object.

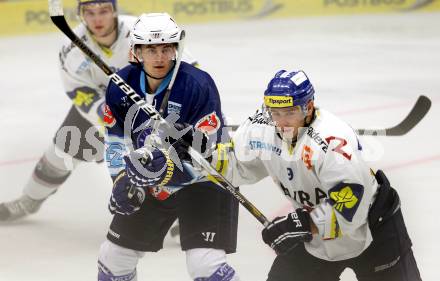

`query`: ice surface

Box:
[1,12,439,280]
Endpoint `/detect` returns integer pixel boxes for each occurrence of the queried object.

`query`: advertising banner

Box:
[1,0,439,36]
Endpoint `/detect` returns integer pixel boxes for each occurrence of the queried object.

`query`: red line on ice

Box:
[0,157,39,167]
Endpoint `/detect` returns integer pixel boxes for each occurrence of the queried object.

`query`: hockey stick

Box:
[48,0,270,226]
[355,95,431,136]
[227,95,431,136]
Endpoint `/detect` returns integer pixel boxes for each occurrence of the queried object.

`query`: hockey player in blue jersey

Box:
[97,13,240,281]
[0,1,196,239]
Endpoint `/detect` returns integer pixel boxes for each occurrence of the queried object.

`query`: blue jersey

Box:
[103,62,224,192]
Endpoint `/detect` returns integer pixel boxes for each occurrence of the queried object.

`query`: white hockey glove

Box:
[262,208,313,255]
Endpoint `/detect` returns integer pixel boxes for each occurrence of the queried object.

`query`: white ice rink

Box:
[1,12,439,280]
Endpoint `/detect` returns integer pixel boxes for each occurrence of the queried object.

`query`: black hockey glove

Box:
[124,146,199,189]
[262,208,313,255]
[165,123,210,155]
[109,171,145,216]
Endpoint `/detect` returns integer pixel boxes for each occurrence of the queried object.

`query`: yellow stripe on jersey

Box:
[157,149,175,187]
[329,209,343,239]
[287,142,295,155]
[100,45,113,58]
[218,142,234,175]
[90,34,114,58]
[207,142,234,184]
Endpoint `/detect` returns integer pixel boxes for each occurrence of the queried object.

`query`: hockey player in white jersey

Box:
[166,69,422,280]
[0,0,197,222]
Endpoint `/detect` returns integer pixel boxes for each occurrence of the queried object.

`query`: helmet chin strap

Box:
[304,107,316,127]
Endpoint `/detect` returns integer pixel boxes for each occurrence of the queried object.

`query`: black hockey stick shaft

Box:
[48,0,269,226]
[227,95,431,136]
[355,95,431,136]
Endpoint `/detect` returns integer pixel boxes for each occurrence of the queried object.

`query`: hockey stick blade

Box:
[48,0,270,226]
[227,95,431,137]
[355,95,431,136]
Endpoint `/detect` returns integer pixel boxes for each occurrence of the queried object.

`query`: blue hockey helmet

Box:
[77,0,117,15]
[264,70,315,110]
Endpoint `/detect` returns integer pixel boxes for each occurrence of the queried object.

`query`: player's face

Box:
[81,3,115,38]
[140,44,177,78]
[269,106,306,140]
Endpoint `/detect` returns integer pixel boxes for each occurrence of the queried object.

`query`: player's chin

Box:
[93,27,112,37]
[278,127,297,139]
[280,127,295,134]
[152,66,168,76]
[91,29,104,37]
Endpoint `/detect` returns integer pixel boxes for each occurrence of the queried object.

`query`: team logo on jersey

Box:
[68,87,100,113]
[103,104,116,127]
[328,183,364,222]
[195,112,221,135]
[301,145,314,170]
[168,101,182,115]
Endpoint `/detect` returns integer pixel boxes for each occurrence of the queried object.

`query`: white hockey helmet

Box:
[130,13,184,51]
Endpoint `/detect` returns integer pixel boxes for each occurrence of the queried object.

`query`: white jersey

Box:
[213,108,379,261]
[58,15,197,125]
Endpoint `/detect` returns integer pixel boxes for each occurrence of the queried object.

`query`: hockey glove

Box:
[163,123,210,155]
[109,171,146,216]
[262,208,313,255]
[124,146,199,189]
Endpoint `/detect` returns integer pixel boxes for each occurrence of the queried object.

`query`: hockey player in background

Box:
[0,0,196,224]
[162,69,422,280]
[97,13,239,281]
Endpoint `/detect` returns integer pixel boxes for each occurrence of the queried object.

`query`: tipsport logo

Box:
[264,96,294,107]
